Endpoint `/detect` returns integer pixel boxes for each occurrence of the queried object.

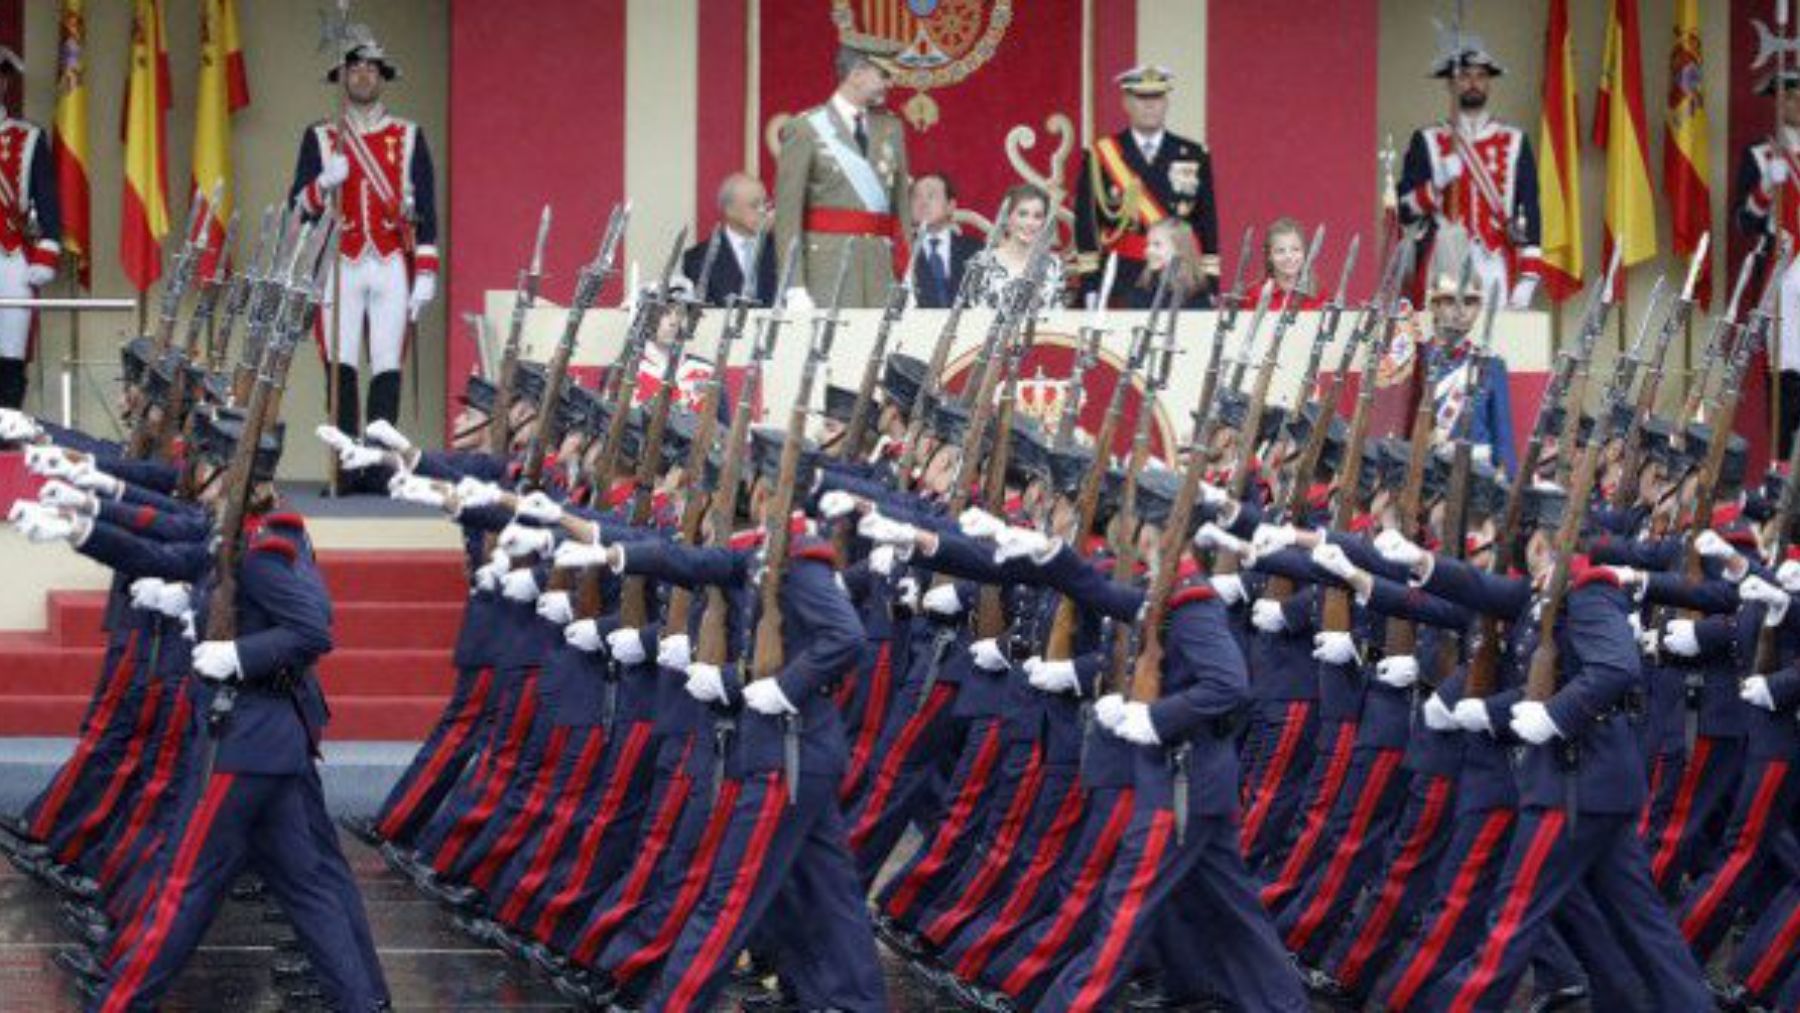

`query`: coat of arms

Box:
[833,0,1012,132]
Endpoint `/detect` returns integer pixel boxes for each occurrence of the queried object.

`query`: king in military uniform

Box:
[1073,64,1218,307]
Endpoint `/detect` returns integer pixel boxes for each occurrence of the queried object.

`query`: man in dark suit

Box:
[683,173,777,306]
[909,172,981,308]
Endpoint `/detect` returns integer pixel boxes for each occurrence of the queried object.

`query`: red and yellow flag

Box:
[1593,0,1658,296]
[52,0,89,290]
[192,0,250,277]
[120,0,170,293]
[1537,0,1584,301]
[1663,0,1712,307]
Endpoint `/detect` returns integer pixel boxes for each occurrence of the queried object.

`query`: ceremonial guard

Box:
[1736,66,1800,454]
[1073,65,1218,306]
[0,46,60,410]
[290,28,438,439]
[773,37,911,309]
[1396,31,1541,308]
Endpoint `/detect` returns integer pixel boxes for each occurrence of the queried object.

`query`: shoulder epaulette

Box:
[249,534,298,564]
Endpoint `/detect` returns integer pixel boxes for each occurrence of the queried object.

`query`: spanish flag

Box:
[1663,0,1712,307]
[1537,0,1583,301]
[52,0,89,290]
[192,0,250,277]
[120,0,171,294]
[1593,0,1658,296]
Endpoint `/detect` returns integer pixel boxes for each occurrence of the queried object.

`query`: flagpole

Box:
[1775,0,1791,456]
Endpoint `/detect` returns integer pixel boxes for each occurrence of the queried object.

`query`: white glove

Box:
[994,526,1052,564]
[68,467,121,498]
[1115,702,1161,746]
[1663,619,1701,657]
[685,662,728,704]
[1601,565,1643,590]
[1741,675,1777,712]
[0,407,41,442]
[499,523,556,559]
[1094,693,1127,730]
[1311,631,1358,666]
[1198,482,1229,508]
[894,576,921,613]
[856,511,918,548]
[1194,522,1247,555]
[1250,599,1287,633]
[1507,276,1538,310]
[1740,575,1791,626]
[817,490,859,520]
[1638,626,1661,657]
[969,638,1011,672]
[1375,655,1420,689]
[191,641,242,682]
[473,552,510,593]
[1432,153,1464,189]
[389,474,447,509]
[318,153,350,190]
[1209,574,1248,606]
[554,538,613,571]
[409,273,437,320]
[1310,542,1359,582]
[743,679,798,716]
[25,445,81,480]
[338,444,387,471]
[1251,524,1297,557]
[39,480,95,515]
[658,634,692,671]
[179,611,196,642]
[1777,559,1800,595]
[363,419,414,455]
[1694,530,1735,561]
[1374,529,1428,569]
[958,507,1006,540]
[783,287,815,312]
[1509,701,1562,745]
[564,619,604,652]
[1023,656,1080,695]
[316,424,357,453]
[922,583,964,617]
[1771,159,1792,187]
[869,545,897,577]
[10,502,79,543]
[606,627,648,666]
[535,590,574,626]
[1452,697,1493,734]
[454,477,504,511]
[514,490,564,524]
[500,567,540,603]
[1422,693,1457,731]
[153,582,191,619]
[129,578,168,611]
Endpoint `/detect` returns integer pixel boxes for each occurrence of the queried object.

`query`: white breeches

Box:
[0,249,31,359]
[329,252,408,373]
[1780,255,1800,373]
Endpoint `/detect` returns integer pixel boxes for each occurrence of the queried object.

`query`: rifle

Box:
[1434,282,1504,675]
[1552,248,1624,486]
[1215,225,1257,331]
[211,206,272,376]
[842,250,912,462]
[490,205,553,458]
[972,313,1039,642]
[231,209,297,407]
[127,193,216,459]
[517,204,629,491]
[1682,239,1763,428]
[1613,237,1709,511]
[1754,436,1800,677]
[153,213,237,456]
[749,245,853,804]
[1055,274,1114,453]
[590,227,688,497]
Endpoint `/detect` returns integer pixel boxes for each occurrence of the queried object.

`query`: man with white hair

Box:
[682,173,775,306]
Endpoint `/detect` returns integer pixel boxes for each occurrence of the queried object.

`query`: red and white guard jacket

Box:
[1396,113,1542,284]
[0,116,61,268]
[288,106,438,275]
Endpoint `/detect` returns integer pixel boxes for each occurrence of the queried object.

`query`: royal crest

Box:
[832,0,1013,132]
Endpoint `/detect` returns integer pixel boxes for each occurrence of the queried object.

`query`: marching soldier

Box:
[290,27,439,442]
[1396,31,1541,309]
[0,46,60,410]
[773,37,912,310]
[1073,65,1218,307]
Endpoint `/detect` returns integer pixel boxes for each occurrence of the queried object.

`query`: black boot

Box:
[366,370,402,428]
[0,357,26,410]
[332,364,361,438]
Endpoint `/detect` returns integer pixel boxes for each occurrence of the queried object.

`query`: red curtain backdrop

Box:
[445,0,627,434]
[1730,0,1781,473]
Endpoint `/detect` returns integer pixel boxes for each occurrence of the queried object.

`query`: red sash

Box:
[803,208,908,279]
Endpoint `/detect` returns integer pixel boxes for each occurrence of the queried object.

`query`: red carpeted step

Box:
[45,592,465,650]
[0,693,446,740]
[316,550,467,603]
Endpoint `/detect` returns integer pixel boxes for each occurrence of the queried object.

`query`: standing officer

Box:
[290,27,439,439]
[773,37,911,309]
[0,46,60,410]
[1736,65,1800,455]
[1072,65,1218,307]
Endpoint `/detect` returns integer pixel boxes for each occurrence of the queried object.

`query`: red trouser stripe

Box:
[665,772,787,1013]
[531,721,653,940]
[103,692,193,886]
[1385,808,1513,1009]
[100,773,236,1013]
[571,763,694,964]
[1070,810,1174,1013]
[59,681,165,865]
[926,745,1047,944]
[497,728,610,925]
[850,681,954,850]
[469,726,571,890]
[1746,892,1800,993]
[379,667,493,839]
[1335,774,1452,986]
[839,641,893,802]
[1637,752,1667,838]
[1240,700,1312,856]
[1001,788,1135,997]
[884,721,1004,919]
[32,631,140,839]
[431,679,539,874]
[956,776,1088,980]
[1651,736,1712,886]
[1287,748,1404,951]
[1449,809,1565,1013]
[1681,760,1790,943]
[613,777,744,984]
[1261,720,1356,907]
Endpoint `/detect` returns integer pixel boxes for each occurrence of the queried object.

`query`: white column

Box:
[625,0,700,273]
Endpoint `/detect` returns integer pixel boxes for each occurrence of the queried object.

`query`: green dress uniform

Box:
[773,99,912,309]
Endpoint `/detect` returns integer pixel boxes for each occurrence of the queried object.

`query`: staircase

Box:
[0,549,468,741]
